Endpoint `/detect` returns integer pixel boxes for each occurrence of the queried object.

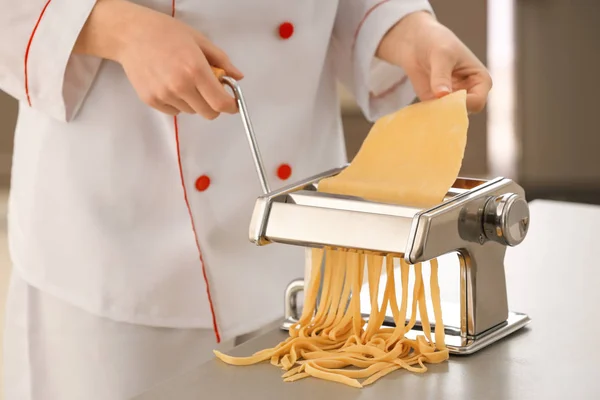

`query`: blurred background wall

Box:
[0,93,15,187]
[515,0,600,203]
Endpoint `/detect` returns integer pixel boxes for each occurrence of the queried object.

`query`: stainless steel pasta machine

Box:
[221,74,532,356]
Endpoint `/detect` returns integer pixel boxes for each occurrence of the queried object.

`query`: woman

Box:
[0,0,492,398]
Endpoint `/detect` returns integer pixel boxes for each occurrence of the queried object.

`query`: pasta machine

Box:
[221,74,532,356]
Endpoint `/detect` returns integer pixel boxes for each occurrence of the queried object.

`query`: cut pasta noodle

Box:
[214,90,469,388]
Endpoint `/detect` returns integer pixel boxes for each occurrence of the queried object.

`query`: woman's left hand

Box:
[377,11,492,114]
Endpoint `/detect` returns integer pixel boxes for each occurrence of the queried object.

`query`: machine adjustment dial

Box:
[483,193,530,246]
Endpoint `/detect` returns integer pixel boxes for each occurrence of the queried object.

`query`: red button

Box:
[278,22,294,39]
[277,164,292,180]
[195,175,211,192]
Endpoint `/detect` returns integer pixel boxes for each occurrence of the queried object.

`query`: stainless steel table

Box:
[136,200,600,399]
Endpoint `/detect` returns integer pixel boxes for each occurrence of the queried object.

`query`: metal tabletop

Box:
[136,199,600,400]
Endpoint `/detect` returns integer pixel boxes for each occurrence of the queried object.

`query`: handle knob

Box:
[211,66,226,79]
[483,193,530,246]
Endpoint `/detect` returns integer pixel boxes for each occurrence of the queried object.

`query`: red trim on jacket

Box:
[24,0,53,106]
[370,75,409,99]
[172,2,221,343]
[353,1,409,100]
[173,116,221,343]
[351,0,391,53]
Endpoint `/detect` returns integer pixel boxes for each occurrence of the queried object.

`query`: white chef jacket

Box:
[0,0,433,342]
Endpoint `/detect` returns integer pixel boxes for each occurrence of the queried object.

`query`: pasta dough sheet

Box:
[214,90,470,388]
[319,89,468,208]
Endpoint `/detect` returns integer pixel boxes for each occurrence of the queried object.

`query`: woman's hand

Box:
[74,0,243,119]
[377,11,492,114]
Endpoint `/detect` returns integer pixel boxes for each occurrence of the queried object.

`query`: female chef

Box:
[0,0,491,398]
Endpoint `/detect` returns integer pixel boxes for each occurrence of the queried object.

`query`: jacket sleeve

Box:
[330,0,435,122]
[0,0,101,122]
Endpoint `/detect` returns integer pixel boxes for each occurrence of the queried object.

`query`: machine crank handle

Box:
[211,67,271,194]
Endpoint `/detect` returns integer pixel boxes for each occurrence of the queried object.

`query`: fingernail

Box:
[435,86,451,97]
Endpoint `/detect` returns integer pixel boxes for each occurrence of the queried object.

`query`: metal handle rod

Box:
[284,279,305,322]
[221,76,271,194]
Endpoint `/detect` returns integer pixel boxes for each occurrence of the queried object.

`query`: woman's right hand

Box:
[74,0,243,119]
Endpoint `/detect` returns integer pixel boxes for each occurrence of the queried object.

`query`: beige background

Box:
[0,190,8,397]
[516,0,600,191]
[0,73,17,398]
[0,93,16,187]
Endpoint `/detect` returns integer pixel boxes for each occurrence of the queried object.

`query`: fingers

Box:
[193,33,244,80]
[407,71,437,102]
[193,57,238,115]
[158,47,238,118]
[465,75,493,114]
[153,102,181,116]
[122,14,243,120]
[179,34,240,115]
[429,44,492,113]
[158,66,221,119]
[179,86,220,119]
[144,73,222,119]
[429,48,455,98]
[167,97,196,114]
